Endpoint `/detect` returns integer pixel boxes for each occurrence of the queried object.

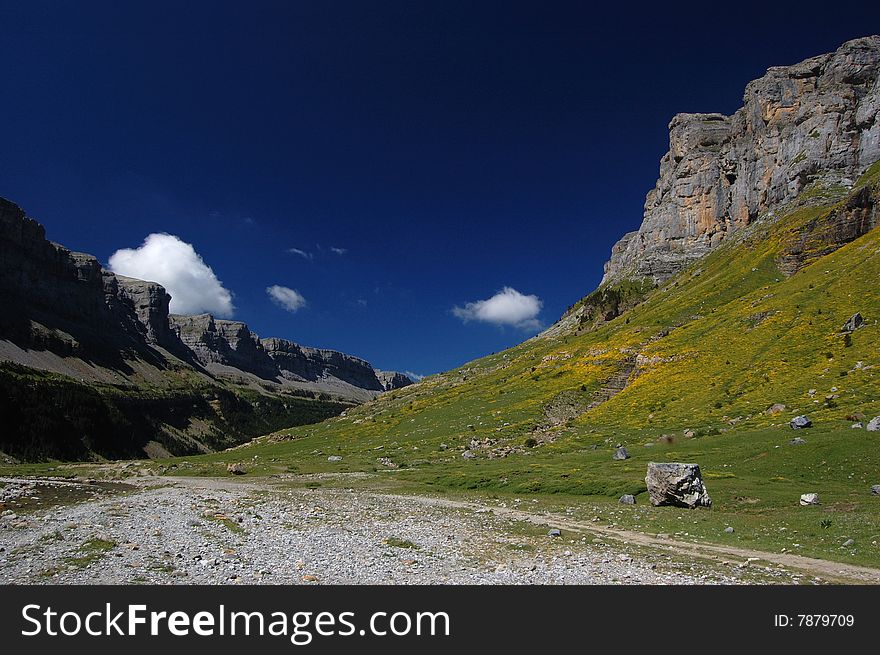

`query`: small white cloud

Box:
[267,285,307,313]
[404,371,425,381]
[287,247,313,260]
[109,233,234,317]
[330,246,348,255]
[452,286,543,331]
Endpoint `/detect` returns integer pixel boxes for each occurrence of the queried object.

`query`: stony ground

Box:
[0,476,812,585]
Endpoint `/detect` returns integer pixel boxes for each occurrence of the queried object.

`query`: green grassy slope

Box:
[227,162,879,472]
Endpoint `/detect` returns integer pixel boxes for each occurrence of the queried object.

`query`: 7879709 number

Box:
[774,614,854,627]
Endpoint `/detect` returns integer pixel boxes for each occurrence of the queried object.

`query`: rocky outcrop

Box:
[168,317,400,393]
[377,370,415,391]
[170,314,278,378]
[0,197,161,359]
[776,183,878,275]
[603,36,880,285]
[113,275,176,347]
[298,347,384,390]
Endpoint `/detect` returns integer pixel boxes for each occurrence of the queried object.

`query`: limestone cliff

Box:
[602,36,880,285]
[377,370,416,391]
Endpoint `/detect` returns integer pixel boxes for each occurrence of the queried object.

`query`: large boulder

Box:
[645,463,712,508]
[790,415,812,429]
[841,313,864,332]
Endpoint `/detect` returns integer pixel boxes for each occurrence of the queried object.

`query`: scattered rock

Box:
[724,526,735,534]
[799,493,820,506]
[765,403,787,416]
[870,485,880,496]
[619,494,636,505]
[547,529,561,538]
[645,462,712,508]
[842,538,855,547]
[612,446,630,461]
[866,417,880,432]
[327,455,343,462]
[789,437,807,445]
[851,423,863,429]
[461,450,476,459]
[790,416,812,429]
[683,429,696,438]
[841,313,864,332]
[226,463,246,475]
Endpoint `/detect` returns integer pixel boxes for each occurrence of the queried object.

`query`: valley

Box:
[2,36,880,584]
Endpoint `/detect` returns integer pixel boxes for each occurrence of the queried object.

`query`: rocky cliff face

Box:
[602,36,880,285]
[377,370,415,391]
[168,316,412,393]
[0,197,165,358]
[170,314,278,378]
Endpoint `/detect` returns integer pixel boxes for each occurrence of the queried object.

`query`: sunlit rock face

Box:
[602,36,880,285]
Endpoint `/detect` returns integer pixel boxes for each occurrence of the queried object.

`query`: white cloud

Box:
[287,247,313,260]
[452,286,543,331]
[330,246,348,255]
[108,233,235,317]
[404,371,426,381]
[267,285,307,313]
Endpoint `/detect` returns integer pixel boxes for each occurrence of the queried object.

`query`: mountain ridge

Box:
[0,197,412,460]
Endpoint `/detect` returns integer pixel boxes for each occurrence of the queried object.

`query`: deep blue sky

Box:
[1,1,874,375]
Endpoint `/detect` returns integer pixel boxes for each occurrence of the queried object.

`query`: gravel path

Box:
[0,477,808,584]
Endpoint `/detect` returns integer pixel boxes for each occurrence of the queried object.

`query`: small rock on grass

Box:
[724,526,735,534]
[612,446,630,461]
[842,539,855,547]
[799,493,820,506]
[619,494,636,505]
[547,529,561,538]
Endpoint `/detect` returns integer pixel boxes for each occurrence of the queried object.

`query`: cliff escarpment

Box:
[602,36,880,286]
